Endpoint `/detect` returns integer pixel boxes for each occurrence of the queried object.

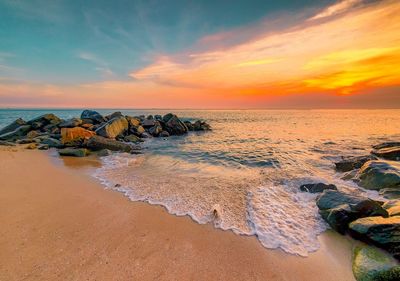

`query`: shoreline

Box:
[0,147,356,280]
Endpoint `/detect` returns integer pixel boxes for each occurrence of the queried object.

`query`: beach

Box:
[0,146,356,281]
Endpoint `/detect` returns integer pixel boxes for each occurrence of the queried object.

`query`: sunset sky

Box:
[0,0,399,108]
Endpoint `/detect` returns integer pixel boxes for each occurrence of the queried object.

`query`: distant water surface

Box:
[1,109,399,256]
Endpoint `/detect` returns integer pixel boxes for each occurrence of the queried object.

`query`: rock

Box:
[26,130,40,139]
[349,216,400,260]
[146,115,154,120]
[162,113,188,135]
[86,135,132,152]
[184,121,194,131]
[140,132,152,138]
[356,160,400,190]
[0,125,31,141]
[80,110,105,124]
[0,118,26,135]
[352,245,400,281]
[95,116,128,139]
[40,137,63,148]
[38,144,49,150]
[80,123,94,130]
[27,114,61,129]
[16,139,37,144]
[373,142,400,150]
[372,147,400,161]
[193,120,211,131]
[58,148,89,157]
[380,188,400,199]
[0,140,16,146]
[126,116,141,127]
[25,143,38,149]
[61,127,95,146]
[341,169,358,180]
[159,131,170,137]
[383,200,400,216]
[97,149,112,157]
[149,124,163,137]
[136,125,145,135]
[142,119,155,128]
[155,115,162,121]
[59,118,82,128]
[335,155,378,172]
[300,183,337,193]
[317,190,388,234]
[42,124,60,134]
[124,135,143,143]
[106,111,123,120]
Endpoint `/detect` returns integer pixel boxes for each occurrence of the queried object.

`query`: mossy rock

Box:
[353,245,400,281]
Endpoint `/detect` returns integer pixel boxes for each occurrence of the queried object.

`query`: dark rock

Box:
[146,115,154,120]
[16,139,37,144]
[349,216,400,260]
[300,183,337,193]
[58,148,89,157]
[159,131,170,137]
[142,119,155,128]
[105,111,123,120]
[372,147,400,161]
[39,137,63,148]
[373,142,400,150]
[38,144,49,150]
[80,110,105,124]
[0,125,31,141]
[97,149,112,157]
[0,118,26,135]
[193,120,211,131]
[95,116,128,139]
[162,113,188,135]
[317,190,388,234]
[149,124,163,137]
[61,127,95,146]
[355,160,400,190]
[352,245,400,281]
[86,135,133,152]
[335,155,378,172]
[124,135,143,143]
[0,140,16,146]
[184,121,194,131]
[155,115,162,121]
[27,114,61,129]
[380,188,400,199]
[140,132,152,138]
[59,118,82,128]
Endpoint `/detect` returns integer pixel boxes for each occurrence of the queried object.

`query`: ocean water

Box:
[1,109,400,256]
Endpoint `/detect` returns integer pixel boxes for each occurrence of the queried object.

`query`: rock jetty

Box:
[0,110,211,157]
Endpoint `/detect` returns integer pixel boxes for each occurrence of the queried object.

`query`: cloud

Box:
[308,0,363,21]
[78,52,114,77]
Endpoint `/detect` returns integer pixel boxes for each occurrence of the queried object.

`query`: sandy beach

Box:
[0,147,356,281]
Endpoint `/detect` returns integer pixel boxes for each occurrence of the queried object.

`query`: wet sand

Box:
[0,147,355,281]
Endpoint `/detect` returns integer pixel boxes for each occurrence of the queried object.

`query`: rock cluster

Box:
[0,110,211,157]
[317,141,400,280]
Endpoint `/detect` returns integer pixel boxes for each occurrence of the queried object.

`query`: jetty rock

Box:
[355,160,400,190]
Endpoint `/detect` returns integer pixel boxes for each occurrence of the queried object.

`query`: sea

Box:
[1,108,399,256]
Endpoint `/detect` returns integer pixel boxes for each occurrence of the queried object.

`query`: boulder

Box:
[40,137,63,148]
[126,116,141,128]
[356,160,400,190]
[300,183,337,193]
[380,188,400,199]
[59,118,82,128]
[58,148,89,157]
[383,200,400,217]
[0,125,31,141]
[155,115,162,121]
[96,149,112,157]
[0,140,16,146]
[184,121,194,131]
[95,116,128,139]
[86,135,132,152]
[193,120,211,131]
[105,111,123,120]
[162,113,188,135]
[124,135,143,143]
[80,110,105,124]
[81,123,94,130]
[352,245,400,281]
[350,216,400,260]
[26,130,40,139]
[159,131,170,137]
[16,139,37,144]
[142,119,155,128]
[27,114,61,129]
[149,124,163,137]
[0,118,26,135]
[38,144,49,150]
[61,127,95,146]
[373,142,400,150]
[372,147,400,161]
[335,155,378,172]
[317,190,388,234]
[25,143,38,149]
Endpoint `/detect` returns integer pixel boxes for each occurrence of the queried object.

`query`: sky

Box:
[0,0,399,108]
